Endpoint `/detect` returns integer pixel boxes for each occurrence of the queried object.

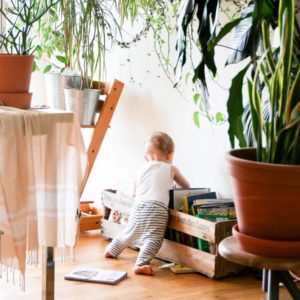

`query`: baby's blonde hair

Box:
[146,132,175,154]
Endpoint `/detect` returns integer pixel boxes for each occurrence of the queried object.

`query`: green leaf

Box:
[215,112,224,122]
[56,55,67,64]
[193,93,200,105]
[193,111,200,128]
[32,61,38,73]
[285,69,300,122]
[43,64,52,73]
[35,45,43,60]
[184,72,192,85]
[208,16,247,51]
[227,63,250,148]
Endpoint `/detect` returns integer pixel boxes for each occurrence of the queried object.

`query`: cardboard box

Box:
[101,190,245,279]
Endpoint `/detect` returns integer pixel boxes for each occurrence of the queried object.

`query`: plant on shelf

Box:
[175,0,300,258]
[63,0,122,125]
[35,0,121,115]
[36,0,75,74]
[0,0,59,55]
[38,0,120,83]
[0,0,59,108]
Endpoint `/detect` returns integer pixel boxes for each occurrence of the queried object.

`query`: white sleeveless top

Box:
[134,161,174,206]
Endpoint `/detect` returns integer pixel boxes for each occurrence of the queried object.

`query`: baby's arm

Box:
[171,165,190,188]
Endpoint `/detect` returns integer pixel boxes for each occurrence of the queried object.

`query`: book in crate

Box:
[101,189,245,279]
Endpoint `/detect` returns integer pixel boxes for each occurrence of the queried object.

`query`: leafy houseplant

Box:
[35,0,120,115]
[175,0,300,258]
[37,0,81,110]
[63,0,121,125]
[0,0,59,108]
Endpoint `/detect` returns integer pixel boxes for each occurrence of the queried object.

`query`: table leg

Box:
[262,269,269,292]
[267,270,279,300]
[279,271,300,300]
[42,247,55,300]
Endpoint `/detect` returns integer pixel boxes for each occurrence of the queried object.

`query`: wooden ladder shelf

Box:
[79,79,124,231]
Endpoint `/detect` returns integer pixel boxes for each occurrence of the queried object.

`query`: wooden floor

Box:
[0,230,298,300]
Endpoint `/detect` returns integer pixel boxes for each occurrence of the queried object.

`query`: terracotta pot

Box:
[226,148,300,257]
[0,93,32,109]
[232,224,300,258]
[0,54,34,93]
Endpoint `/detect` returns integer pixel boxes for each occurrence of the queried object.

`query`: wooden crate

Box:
[80,201,102,231]
[101,190,245,279]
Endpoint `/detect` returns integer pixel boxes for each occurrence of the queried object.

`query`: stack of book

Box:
[168,187,236,253]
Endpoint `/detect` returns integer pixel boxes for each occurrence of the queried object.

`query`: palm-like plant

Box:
[248,0,300,164]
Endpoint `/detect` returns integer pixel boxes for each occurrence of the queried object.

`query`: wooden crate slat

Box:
[102,219,126,239]
[101,190,132,214]
[213,255,247,279]
[215,220,237,244]
[156,239,216,278]
[168,209,217,243]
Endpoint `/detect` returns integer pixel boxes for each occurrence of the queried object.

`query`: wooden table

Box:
[0,107,87,300]
[219,236,300,300]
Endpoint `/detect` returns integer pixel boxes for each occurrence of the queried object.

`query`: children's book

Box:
[170,265,196,274]
[64,267,127,285]
[159,262,196,274]
[167,187,210,244]
[182,192,217,215]
[169,187,211,211]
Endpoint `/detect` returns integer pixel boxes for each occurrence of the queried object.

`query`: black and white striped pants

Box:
[106,200,169,266]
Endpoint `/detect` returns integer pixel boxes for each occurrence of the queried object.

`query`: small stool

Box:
[219,236,300,300]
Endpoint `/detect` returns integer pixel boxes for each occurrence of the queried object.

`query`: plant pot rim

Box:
[64,88,100,92]
[226,148,300,172]
[232,224,300,258]
[0,54,34,58]
[45,72,81,77]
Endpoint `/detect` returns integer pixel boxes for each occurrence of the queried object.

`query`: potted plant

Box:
[0,0,59,108]
[36,0,82,110]
[175,0,300,258]
[63,0,120,125]
[37,0,120,120]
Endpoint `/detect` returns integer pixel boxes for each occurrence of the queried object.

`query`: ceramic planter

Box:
[0,93,32,109]
[226,148,300,258]
[0,54,34,109]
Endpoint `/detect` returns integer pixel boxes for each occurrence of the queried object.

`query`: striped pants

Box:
[105,200,168,266]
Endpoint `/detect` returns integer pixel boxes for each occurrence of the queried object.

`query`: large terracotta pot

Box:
[0,54,34,109]
[0,93,32,109]
[0,55,34,92]
[226,148,300,258]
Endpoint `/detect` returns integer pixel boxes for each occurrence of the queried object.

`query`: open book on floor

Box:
[64,267,127,285]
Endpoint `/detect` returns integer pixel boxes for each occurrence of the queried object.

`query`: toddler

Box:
[104,132,190,275]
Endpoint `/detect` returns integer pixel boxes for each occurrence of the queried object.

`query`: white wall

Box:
[30,6,242,204]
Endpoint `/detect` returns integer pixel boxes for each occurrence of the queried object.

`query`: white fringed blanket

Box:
[0,107,87,286]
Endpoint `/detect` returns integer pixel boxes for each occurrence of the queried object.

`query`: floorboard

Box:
[0,230,297,300]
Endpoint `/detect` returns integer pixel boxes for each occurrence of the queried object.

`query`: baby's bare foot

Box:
[133,265,154,276]
[104,250,116,258]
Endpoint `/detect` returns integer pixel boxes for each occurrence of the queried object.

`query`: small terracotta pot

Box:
[226,148,300,257]
[0,93,32,109]
[0,54,34,93]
